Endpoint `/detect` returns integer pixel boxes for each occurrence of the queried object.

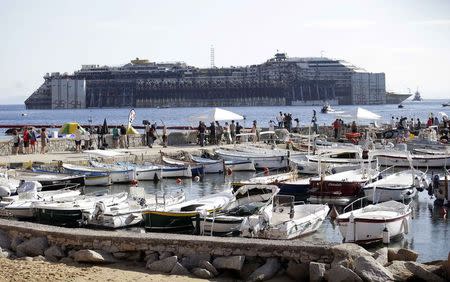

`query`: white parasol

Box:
[189,107,244,122]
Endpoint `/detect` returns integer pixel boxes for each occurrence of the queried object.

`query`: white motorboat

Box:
[117,162,162,181]
[232,171,297,189]
[162,156,204,177]
[240,195,330,239]
[159,165,192,178]
[375,150,450,168]
[0,186,81,219]
[225,160,256,171]
[199,185,279,236]
[143,190,234,233]
[336,198,412,244]
[82,190,186,228]
[190,156,225,174]
[215,148,291,169]
[89,160,136,183]
[33,192,128,226]
[0,172,20,197]
[62,163,112,186]
[363,169,427,202]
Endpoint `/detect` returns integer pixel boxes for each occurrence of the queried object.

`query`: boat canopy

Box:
[189,107,244,122]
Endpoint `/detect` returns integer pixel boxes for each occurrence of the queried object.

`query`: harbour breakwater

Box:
[0,219,448,281]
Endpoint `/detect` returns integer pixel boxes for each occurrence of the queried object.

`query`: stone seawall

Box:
[0,219,333,264]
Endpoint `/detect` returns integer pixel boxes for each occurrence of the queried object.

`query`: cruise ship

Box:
[25,53,387,109]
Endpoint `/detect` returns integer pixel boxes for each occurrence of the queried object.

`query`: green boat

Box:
[143,190,233,234]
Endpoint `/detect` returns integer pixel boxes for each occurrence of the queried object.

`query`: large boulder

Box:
[213,255,245,271]
[192,267,214,279]
[405,262,445,282]
[73,249,117,264]
[44,245,65,260]
[353,256,394,282]
[372,247,388,266]
[331,243,372,269]
[327,265,362,282]
[145,252,159,265]
[10,237,23,252]
[388,248,419,262]
[247,258,281,282]
[16,237,48,257]
[286,260,308,280]
[180,253,211,269]
[240,262,263,280]
[386,261,414,281]
[199,260,219,276]
[147,255,178,273]
[0,230,11,249]
[309,262,326,282]
[170,262,190,276]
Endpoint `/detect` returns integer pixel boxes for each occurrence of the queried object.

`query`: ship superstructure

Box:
[25,53,386,109]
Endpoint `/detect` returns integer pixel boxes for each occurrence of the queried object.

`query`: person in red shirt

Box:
[22,127,30,154]
[332,119,341,139]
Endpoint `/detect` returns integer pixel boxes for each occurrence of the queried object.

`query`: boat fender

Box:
[194,176,200,182]
[176,178,182,184]
[382,227,390,244]
[402,218,409,235]
[331,168,337,174]
[226,168,233,176]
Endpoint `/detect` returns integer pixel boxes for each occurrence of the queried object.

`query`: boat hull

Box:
[278,181,310,201]
[135,168,161,181]
[363,186,417,202]
[337,212,412,244]
[199,216,244,236]
[85,174,112,186]
[161,166,192,178]
[225,160,256,171]
[376,155,450,168]
[143,211,199,233]
[308,180,365,205]
[35,208,84,227]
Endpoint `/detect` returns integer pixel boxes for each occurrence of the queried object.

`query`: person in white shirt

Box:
[276,111,284,128]
[74,126,83,153]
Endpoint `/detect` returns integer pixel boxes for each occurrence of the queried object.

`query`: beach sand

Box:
[0,258,293,282]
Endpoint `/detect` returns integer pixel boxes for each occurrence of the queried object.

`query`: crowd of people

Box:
[10,127,48,155]
[196,120,245,146]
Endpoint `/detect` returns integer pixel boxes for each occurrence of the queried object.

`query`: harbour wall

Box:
[0,218,334,264]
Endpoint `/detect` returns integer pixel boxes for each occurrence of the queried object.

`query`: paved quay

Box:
[0,144,226,167]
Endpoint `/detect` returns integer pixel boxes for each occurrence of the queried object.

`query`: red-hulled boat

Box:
[308,168,379,205]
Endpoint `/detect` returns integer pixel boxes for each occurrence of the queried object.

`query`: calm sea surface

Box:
[1,101,449,261]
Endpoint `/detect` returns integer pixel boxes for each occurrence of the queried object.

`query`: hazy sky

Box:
[1,0,449,104]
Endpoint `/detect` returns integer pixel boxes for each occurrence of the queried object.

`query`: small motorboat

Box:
[225,160,256,171]
[13,170,85,190]
[277,177,311,201]
[231,171,297,190]
[89,160,137,183]
[117,162,162,181]
[240,195,330,239]
[142,190,233,234]
[33,192,128,227]
[442,102,450,107]
[363,169,428,202]
[321,104,331,113]
[162,156,204,177]
[61,163,112,186]
[336,198,412,244]
[398,104,404,108]
[190,156,225,174]
[199,185,279,236]
[0,185,81,219]
[82,190,186,228]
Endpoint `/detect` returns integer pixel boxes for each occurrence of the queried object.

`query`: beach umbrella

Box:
[189,107,244,122]
[102,118,108,134]
[58,122,86,135]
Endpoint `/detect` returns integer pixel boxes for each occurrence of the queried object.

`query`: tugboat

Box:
[412,88,423,101]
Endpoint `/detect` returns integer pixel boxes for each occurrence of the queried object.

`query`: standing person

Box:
[29,127,37,154]
[145,122,151,147]
[409,118,415,131]
[148,124,157,148]
[11,129,20,155]
[311,110,318,134]
[332,118,341,139]
[40,128,48,154]
[224,122,232,144]
[277,111,283,128]
[198,122,206,147]
[162,125,168,148]
[434,116,440,127]
[22,127,30,154]
[230,120,236,143]
[416,118,421,130]
[268,120,276,143]
[119,124,127,148]
[235,122,242,143]
[294,118,300,133]
[251,120,258,143]
[390,116,396,129]
[96,126,103,149]
[209,122,216,145]
[351,121,358,133]
[112,126,119,148]
[74,126,82,153]
[215,121,223,145]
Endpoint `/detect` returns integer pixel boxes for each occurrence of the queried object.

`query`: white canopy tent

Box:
[189,107,244,122]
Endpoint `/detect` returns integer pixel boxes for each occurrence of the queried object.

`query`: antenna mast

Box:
[210,45,215,68]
